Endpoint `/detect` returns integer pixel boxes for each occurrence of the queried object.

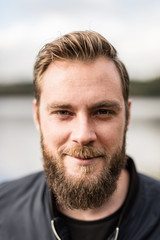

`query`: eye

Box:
[57,110,71,115]
[52,110,74,120]
[93,109,115,120]
[95,109,113,115]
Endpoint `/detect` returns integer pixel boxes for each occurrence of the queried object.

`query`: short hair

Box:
[33,31,129,114]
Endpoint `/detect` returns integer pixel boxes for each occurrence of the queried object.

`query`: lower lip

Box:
[66,156,100,166]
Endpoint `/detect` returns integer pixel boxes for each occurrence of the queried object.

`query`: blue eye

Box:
[96,109,111,115]
[57,110,70,115]
[54,110,74,119]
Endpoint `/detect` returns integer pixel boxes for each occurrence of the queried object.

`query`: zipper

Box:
[107,227,119,240]
[51,220,61,240]
[114,227,119,240]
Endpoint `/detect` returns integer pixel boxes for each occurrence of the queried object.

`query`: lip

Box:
[65,155,102,166]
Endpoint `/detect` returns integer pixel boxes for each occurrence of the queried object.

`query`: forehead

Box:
[40,57,123,105]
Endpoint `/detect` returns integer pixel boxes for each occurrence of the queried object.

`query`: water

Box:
[127,97,160,178]
[0,96,160,182]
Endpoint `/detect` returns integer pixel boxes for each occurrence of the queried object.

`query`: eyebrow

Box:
[47,103,73,111]
[47,100,122,112]
[90,100,122,112]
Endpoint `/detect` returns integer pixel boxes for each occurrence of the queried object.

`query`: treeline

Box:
[130,77,160,97]
[0,82,34,96]
[0,77,160,97]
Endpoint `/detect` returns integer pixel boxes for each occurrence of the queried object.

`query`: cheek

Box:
[97,120,126,150]
[40,119,70,150]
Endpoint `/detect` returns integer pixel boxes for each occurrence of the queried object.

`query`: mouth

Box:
[74,156,102,160]
[63,152,103,159]
[64,154,104,166]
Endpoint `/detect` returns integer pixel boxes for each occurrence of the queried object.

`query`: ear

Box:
[126,99,132,130]
[33,99,40,132]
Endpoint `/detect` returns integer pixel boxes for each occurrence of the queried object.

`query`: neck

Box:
[58,169,129,221]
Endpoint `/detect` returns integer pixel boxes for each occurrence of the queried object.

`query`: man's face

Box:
[34,57,131,209]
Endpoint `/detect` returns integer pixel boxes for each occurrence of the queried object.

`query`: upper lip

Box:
[66,155,103,160]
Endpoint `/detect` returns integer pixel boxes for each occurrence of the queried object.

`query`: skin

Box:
[33,57,131,220]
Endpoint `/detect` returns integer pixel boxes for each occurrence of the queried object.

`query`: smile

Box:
[65,155,103,166]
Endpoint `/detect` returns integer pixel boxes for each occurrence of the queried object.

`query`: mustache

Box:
[59,145,107,159]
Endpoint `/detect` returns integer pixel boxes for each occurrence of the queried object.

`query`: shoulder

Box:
[0,173,53,239]
[132,173,160,222]
[133,173,160,215]
[119,174,160,239]
[138,173,160,201]
[0,171,46,213]
[0,171,45,194]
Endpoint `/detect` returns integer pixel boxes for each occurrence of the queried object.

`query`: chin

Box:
[65,164,104,181]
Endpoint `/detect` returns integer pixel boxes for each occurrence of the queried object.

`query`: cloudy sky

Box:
[0,0,160,83]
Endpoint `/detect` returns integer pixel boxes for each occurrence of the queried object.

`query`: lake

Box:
[0,96,160,182]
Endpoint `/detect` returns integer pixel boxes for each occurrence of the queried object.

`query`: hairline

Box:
[37,56,124,103]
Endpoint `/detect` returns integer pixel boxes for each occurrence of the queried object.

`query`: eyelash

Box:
[57,110,72,115]
[94,109,114,115]
[51,109,114,119]
[51,110,74,118]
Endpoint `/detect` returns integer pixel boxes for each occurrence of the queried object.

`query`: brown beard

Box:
[41,136,127,210]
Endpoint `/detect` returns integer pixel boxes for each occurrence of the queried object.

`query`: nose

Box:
[70,115,97,145]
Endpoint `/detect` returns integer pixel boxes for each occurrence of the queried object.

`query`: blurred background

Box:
[0,0,160,182]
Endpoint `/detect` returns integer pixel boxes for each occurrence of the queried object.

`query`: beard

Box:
[42,136,127,210]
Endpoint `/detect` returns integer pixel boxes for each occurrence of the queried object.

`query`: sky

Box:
[0,0,160,83]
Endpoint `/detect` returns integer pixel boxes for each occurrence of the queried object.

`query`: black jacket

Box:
[0,160,160,240]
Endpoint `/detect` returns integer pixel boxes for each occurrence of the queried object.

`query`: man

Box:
[0,31,160,240]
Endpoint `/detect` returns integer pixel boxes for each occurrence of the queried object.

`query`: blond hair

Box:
[33,31,129,114]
